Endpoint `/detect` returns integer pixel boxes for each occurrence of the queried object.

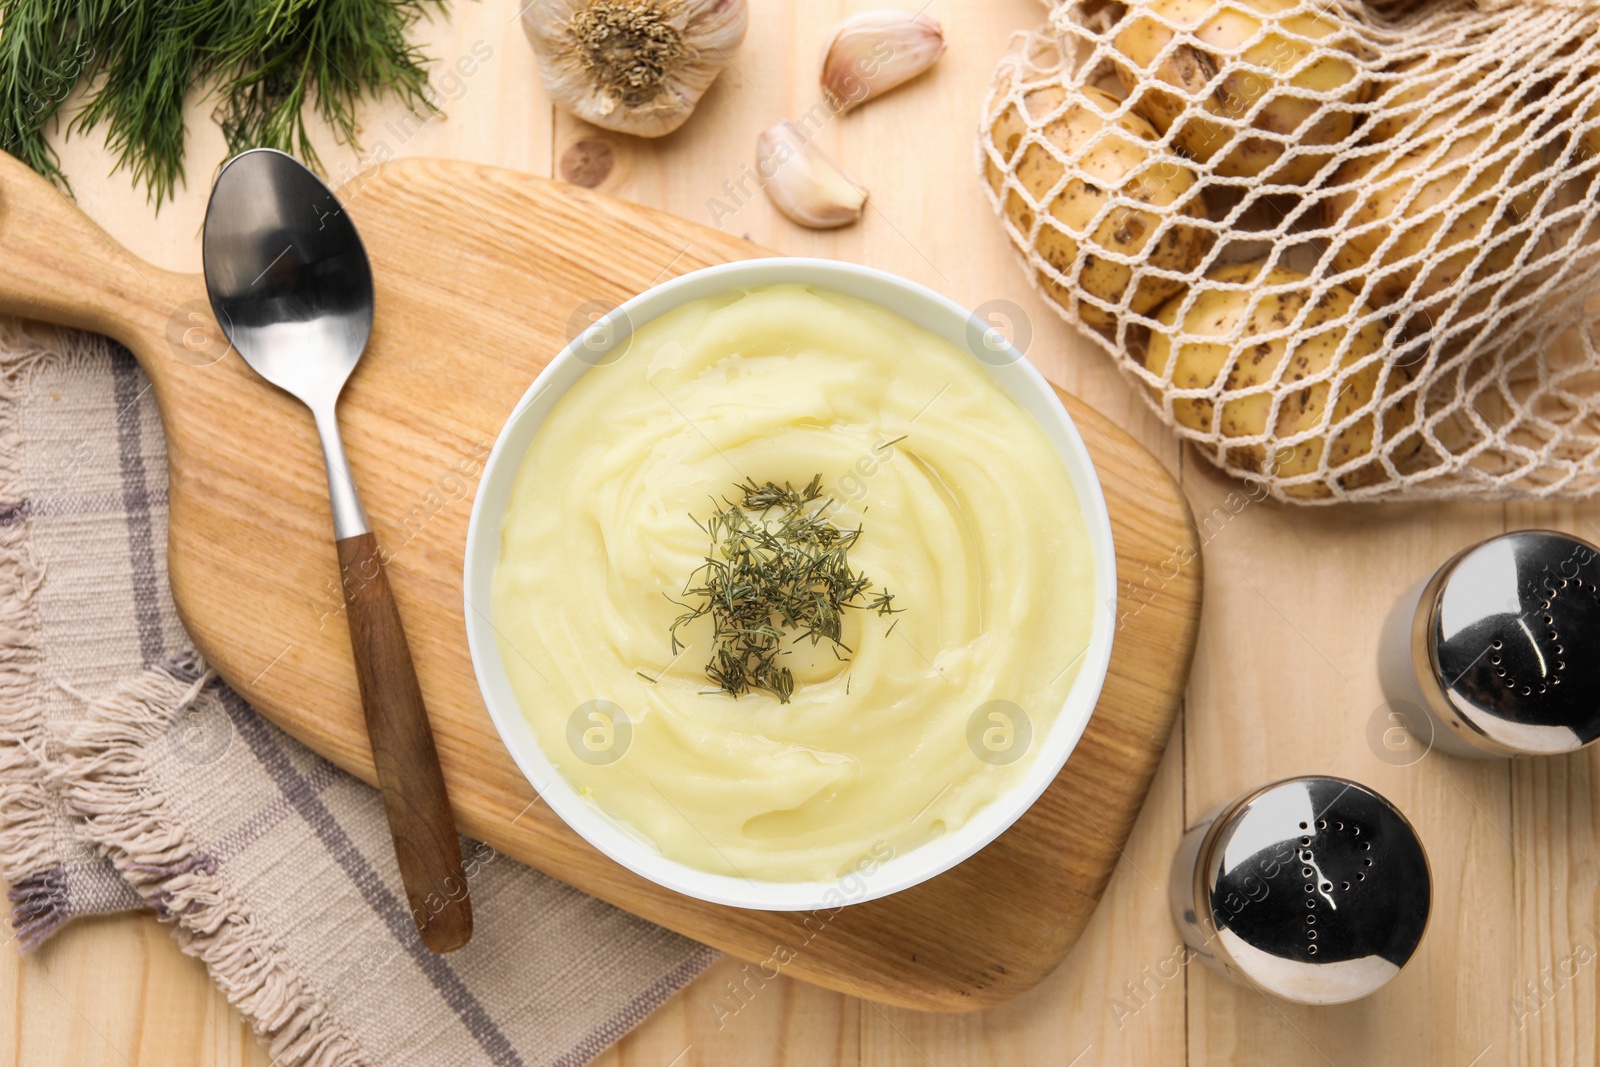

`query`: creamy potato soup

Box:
[491,284,1094,882]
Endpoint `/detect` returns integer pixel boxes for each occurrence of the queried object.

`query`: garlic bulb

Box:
[821,10,946,112]
[757,120,868,229]
[523,0,749,138]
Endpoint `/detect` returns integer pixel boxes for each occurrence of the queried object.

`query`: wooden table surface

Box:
[3,2,1596,1065]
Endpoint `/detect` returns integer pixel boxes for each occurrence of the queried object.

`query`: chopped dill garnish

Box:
[669,475,900,703]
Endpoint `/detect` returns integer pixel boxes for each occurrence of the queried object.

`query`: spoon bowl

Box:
[203,149,374,404]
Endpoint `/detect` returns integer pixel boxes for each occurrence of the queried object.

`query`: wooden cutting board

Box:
[0,151,1201,1011]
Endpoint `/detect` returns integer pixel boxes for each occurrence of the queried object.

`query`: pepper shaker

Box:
[1170,776,1431,1005]
[1378,530,1600,759]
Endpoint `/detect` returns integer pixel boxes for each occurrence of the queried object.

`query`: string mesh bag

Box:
[978,0,1600,501]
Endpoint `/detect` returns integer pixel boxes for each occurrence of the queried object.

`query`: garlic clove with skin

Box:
[757,120,868,229]
[523,0,749,138]
[821,9,946,113]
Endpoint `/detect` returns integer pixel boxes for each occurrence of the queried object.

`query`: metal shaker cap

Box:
[1185,777,1430,1005]
[1418,530,1600,756]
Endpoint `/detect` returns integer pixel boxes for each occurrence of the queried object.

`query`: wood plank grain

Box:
[13,0,1593,1062]
[0,911,271,1067]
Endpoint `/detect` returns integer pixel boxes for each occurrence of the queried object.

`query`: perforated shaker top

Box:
[1202,777,1430,1005]
[1430,530,1600,754]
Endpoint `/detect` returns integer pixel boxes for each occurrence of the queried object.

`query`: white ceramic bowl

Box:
[464,258,1117,912]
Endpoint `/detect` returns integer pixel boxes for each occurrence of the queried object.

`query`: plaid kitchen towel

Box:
[0,320,718,1066]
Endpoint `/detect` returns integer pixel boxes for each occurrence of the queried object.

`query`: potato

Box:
[1365,56,1487,145]
[1323,109,1543,317]
[1112,0,1362,185]
[1145,263,1391,496]
[985,82,1210,329]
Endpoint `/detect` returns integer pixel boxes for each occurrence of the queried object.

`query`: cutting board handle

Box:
[0,151,187,344]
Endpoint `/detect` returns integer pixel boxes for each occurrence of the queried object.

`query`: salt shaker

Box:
[1377,530,1600,759]
[1169,776,1431,1005]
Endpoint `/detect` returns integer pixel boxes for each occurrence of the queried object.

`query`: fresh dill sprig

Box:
[669,475,900,704]
[0,0,445,205]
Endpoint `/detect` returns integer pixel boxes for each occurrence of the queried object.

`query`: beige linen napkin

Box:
[0,321,717,1066]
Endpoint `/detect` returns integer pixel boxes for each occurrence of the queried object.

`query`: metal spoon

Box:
[203,148,472,953]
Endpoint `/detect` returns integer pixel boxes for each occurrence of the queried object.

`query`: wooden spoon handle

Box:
[336,531,473,953]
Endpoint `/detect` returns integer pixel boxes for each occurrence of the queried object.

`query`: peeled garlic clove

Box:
[524,0,749,138]
[757,120,868,229]
[821,9,946,113]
